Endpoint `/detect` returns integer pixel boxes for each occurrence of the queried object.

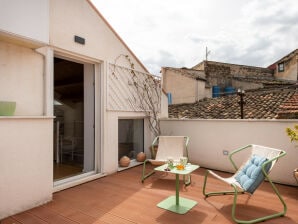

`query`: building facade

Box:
[163,56,296,105]
[269,49,298,81]
[0,0,161,219]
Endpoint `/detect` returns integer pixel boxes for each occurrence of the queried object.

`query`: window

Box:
[278,62,284,72]
[118,119,144,161]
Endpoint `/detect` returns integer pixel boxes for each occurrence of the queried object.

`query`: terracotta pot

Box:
[294,168,298,183]
[136,152,146,162]
[119,156,130,167]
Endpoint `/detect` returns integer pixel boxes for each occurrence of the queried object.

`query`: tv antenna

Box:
[205,46,211,61]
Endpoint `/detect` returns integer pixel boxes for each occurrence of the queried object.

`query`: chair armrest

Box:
[261,150,286,176]
[228,144,252,171]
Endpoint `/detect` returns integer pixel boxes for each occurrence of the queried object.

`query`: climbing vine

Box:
[112,54,161,137]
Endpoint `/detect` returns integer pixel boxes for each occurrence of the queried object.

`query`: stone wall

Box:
[195,61,273,90]
[205,61,273,77]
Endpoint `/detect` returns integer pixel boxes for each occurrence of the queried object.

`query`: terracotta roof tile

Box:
[169,90,298,119]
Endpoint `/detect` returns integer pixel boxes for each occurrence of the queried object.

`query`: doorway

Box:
[53,57,95,181]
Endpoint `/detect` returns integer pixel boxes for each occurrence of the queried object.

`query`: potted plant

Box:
[286,125,298,183]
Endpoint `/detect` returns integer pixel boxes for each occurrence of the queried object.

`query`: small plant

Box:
[286,125,298,142]
[112,54,161,137]
[285,125,298,184]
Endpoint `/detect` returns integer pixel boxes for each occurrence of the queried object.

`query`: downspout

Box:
[35,47,53,116]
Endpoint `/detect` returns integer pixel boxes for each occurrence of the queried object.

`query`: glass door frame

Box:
[52,51,101,189]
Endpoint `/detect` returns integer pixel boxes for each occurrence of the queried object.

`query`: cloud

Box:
[143,50,185,75]
[91,0,298,74]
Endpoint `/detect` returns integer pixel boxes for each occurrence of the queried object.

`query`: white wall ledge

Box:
[0,116,55,119]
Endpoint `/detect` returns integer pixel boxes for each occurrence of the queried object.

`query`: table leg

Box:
[176,173,179,205]
[157,173,198,214]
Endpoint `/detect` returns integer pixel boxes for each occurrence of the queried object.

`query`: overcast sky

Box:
[90,0,298,75]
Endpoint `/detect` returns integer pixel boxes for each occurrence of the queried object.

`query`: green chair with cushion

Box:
[202,144,287,224]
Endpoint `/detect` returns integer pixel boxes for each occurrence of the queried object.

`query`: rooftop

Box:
[268,49,298,68]
[169,89,298,119]
[163,67,206,81]
[2,165,298,224]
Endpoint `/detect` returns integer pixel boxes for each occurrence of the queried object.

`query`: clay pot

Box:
[294,168,298,183]
[136,152,146,162]
[119,156,130,167]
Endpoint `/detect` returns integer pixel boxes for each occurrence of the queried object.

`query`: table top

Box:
[154,163,199,175]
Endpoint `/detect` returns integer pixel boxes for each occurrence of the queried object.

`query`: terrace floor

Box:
[2,165,298,224]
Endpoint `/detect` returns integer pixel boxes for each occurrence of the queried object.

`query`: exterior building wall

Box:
[192,61,204,70]
[160,119,298,186]
[274,55,298,81]
[0,0,155,219]
[105,112,153,174]
[205,61,273,87]
[193,61,274,96]
[160,91,169,118]
[197,80,208,100]
[163,68,197,104]
[0,0,49,44]
[0,41,44,115]
[203,61,273,77]
[49,0,152,177]
[0,118,53,219]
[49,0,146,72]
[231,79,263,91]
[229,63,273,77]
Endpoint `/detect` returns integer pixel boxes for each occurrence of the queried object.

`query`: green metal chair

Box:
[202,144,287,224]
[141,136,190,184]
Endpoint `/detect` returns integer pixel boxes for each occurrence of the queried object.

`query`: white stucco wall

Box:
[49,0,146,72]
[0,0,153,219]
[161,119,298,186]
[49,0,151,176]
[0,0,49,44]
[0,41,44,115]
[0,117,53,219]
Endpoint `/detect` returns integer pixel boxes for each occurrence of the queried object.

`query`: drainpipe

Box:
[35,47,53,116]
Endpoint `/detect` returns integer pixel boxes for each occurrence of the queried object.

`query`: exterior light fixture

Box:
[74,35,85,45]
[237,89,245,119]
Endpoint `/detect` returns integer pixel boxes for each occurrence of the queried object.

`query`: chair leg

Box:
[183,174,191,186]
[203,170,240,197]
[231,180,287,224]
[141,160,155,183]
[204,178,287,224]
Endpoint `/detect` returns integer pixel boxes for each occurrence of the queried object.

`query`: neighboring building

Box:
[268,49,298,81]
[162,67,207,104]
[168,89,298,119]
[0,0,161,219]
[193,60,274,87]
[162,60,295,104]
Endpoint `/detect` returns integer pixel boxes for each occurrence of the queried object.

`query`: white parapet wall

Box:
[160,118,298,186]
[0,117,53,219]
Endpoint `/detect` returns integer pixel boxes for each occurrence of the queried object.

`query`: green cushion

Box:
[235,154,271,194]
